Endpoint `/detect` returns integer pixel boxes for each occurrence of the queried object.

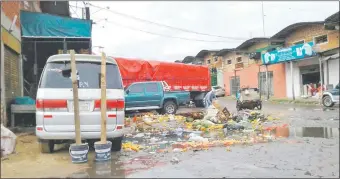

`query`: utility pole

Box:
[261,1,266,37]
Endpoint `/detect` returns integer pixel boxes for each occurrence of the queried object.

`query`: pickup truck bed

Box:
[125,81,190,114]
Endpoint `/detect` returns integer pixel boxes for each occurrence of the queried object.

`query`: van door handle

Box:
[154,94,160,96]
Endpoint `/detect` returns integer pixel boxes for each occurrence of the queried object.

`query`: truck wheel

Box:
[322,96,334,107]
[194,100,205,108]
[39,140,54,153]
[110,137,123,152]
[163,101,177,114]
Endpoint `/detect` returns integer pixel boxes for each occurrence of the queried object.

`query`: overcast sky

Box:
[70,1,339,62]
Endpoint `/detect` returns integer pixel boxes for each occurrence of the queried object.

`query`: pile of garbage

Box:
[122,102,282,153]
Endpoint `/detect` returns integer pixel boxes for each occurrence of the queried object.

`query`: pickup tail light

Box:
[94,99,125,111]
[36,99,68,112]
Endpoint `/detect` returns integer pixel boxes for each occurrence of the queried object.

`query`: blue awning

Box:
[20,10,92,38]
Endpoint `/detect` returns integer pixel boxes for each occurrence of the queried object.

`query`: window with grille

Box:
[236,57,242,63]
[314,35,328,44]
[294,40,305,45]
[214,57,218,62]
[207,60,211,64]
[227,60,232,64]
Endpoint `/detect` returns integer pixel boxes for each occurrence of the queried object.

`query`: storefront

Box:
[262,41,318,99]
[1,25,22,126]
[322,49,339,89]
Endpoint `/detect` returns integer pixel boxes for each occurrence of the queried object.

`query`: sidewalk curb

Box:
[220,96,322,106]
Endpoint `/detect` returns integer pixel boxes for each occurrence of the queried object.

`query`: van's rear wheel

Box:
[39,140,54,153]
[110,137,123,152]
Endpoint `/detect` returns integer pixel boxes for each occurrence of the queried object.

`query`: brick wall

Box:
[1,1,21,28]
[285,24,339,51]
[1,1,41,28]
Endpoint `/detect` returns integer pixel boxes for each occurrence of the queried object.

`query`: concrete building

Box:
[1,1,41,125]
[321,11,339,90]
[268,20,339,99]
[219,38,287,98]
[195,50,220,86]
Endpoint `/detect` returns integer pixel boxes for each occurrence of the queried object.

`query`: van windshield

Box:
[39,61,123,89]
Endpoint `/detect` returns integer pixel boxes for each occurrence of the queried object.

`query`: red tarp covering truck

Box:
[113,57,211,107]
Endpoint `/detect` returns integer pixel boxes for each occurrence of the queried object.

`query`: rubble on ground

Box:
[122,102,284,154]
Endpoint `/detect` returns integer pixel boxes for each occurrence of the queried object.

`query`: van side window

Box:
[145,83,158,92]
[129,84,144,93]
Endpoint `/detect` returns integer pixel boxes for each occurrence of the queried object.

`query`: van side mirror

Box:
[61,68,72,78]
[126,89,130,94]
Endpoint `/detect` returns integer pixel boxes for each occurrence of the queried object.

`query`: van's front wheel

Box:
[39,140,54,153]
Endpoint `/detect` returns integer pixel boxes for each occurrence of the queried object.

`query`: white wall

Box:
[217,69,224,88]
[285,62,301,98]
[327,58,339,87]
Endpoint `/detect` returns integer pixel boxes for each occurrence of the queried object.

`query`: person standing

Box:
[204,89,217,108]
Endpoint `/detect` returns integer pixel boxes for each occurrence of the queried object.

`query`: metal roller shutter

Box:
[4,46,21,105]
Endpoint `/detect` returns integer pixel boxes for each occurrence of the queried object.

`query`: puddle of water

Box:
[289,127,339,139]
[68,154,166,178]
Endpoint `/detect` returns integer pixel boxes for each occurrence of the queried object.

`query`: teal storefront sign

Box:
[261,42,316,65]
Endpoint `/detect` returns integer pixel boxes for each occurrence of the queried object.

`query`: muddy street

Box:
[1,98,339,178]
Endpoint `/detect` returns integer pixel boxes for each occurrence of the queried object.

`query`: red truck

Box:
[113,57,211,107]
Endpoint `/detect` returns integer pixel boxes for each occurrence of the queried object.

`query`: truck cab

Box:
[322,83,339,107]
[124,81,190,114]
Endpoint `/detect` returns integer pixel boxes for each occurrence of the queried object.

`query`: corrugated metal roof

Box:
[215,48,235,56]
[271,22,324,39]
[236,37,269,50]
[195,50,219,58]
[325,11,339,23]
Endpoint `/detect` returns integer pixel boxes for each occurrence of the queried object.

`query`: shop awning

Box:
[322,53,339,61]
[20,10,92,38]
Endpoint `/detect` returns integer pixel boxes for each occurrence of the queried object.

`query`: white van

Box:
[36,54,125,153]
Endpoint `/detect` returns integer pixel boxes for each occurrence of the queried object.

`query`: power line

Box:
[87,2,249,40]
[104,20,239,43]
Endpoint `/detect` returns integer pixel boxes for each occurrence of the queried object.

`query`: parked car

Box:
[212,86,225,97]
[36,54,125,153]
[125,81,190,114]
[322,83,339,107]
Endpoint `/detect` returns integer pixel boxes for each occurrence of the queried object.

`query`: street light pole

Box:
[261,1,266,37]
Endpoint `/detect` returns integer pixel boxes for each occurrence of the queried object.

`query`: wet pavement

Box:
[1,98,339,178]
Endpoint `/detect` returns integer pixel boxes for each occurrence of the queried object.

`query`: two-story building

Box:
[195,50,220,86]
[266,19,339,99]
[1,1,41,125]
[321,11,339,91]
[220,38,287,98]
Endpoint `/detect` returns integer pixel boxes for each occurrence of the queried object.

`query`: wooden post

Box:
[70,50,81,145]
[100,52,107,144]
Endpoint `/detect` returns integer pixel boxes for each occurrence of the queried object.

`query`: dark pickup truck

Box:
[124,81,190,114]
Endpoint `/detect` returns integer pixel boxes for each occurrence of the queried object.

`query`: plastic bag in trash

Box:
[203,105,219,122]
[1,124,17,156]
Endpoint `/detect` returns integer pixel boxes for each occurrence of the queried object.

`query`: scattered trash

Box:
[123,103,282,154]
[170,157,180,164]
